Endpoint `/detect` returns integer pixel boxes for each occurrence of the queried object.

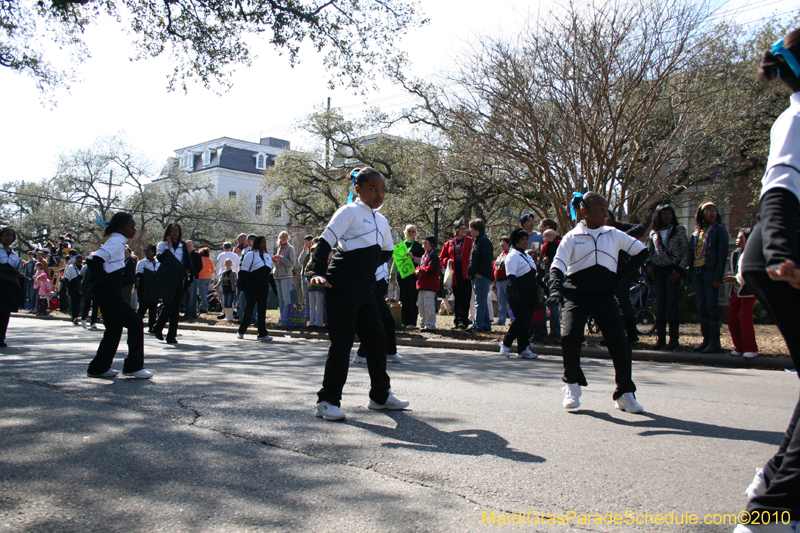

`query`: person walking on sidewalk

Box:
[689,202,729,353]
[85,212,152,379]
[645,204,691,350]
[734,29,800,533]
[549,192,648,413]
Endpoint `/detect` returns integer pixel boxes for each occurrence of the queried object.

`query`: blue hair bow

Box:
[95,214,109,226]
[570,192,584,221]
[347,169,358,204]
[772,39,800,77]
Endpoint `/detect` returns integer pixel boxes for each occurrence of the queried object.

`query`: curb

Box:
[11,313,795,371]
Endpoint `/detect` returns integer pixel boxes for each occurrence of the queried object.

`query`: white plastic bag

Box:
[443,263,454,290]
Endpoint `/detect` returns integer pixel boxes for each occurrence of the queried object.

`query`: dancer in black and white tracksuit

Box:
[499,228,540,359]
[85,213,153,379]
[734,31,800,533]
[549,192,648,413]
[310,167,409,421]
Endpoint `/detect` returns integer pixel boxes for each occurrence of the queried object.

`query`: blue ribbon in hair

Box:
[772,39,800,77]
[347,169,358,204]
[95,214,109,226]
[570,192,584,221]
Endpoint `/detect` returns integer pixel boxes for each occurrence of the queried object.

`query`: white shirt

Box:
[93,232,128,273]
[553,223,646,276]
[63,263,81,281]
[241,250,275,272]
[215,251,239,280]
[762,92,800,204]
[319,198,393,253]
[157,240,184,262]
[136,259,160,274]
[504,247,537,277]
[0,247,20,270]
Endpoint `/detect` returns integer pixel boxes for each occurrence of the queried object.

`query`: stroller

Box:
[586,272,656,335]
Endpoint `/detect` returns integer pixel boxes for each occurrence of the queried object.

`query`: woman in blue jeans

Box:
[689,202,729,353]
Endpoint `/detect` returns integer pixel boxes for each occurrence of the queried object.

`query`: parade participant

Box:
[499,228,539,359]
[735,32,800,533]
[85,213,152,379]
[63,255,84,324]
[440,221,473,329]
[352,261,403,363]
[689,201,729,353]
[645,204,691,350]
[237,236,275,341]
[153,223,193,344]
[0,228,25,348]
[310,167,408,421]
[549,192,648,413]
[606,211,646,344]
[136,245,160,334]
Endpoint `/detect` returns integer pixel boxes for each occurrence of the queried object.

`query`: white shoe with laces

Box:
[122,369,153,379]
[386,353,403,363]
[517,348,538,359]
[615,392,644,413]
[746,467,767,499]
[236,332,244,339]
[562,383,581,409]
[499,342,511,358]
[368,392,410,410]
[743,352,759,359]
[87,369,119,378]
[257,335,273,342]
[731,350,744,356]
[352,354,367,364]
[315,401,346,421]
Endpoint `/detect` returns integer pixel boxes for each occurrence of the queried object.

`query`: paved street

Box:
[1,315,798,532]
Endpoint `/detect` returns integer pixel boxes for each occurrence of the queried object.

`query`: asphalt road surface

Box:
[1,316,798,532]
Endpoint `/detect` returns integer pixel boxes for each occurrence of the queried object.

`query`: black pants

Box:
[652,265,681,323]
[81,294,98,323]
[358,279,397,357]
[154,283,183,341]
[613,275,636,321]
[67,286,82,320]
[741,188,800,520]
[137,299,159,332]
[238,287,269,338]
[503,288,536,352]
[397,273,419,326]
[87,289,144,375]
[561,292,635,400]
[452,275,472,328]
[0,310,9,342]
[317,283,390,407]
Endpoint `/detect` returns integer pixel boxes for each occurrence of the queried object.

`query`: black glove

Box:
[547,268,565,306]
[507,276,520,304]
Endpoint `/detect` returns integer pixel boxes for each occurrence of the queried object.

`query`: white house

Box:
[171,136,291,218]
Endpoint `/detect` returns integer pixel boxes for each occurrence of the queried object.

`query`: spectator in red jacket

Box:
[416,236,440,331]
[440,221,473,329]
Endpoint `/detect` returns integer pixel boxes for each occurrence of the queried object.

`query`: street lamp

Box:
[432,197,442,246]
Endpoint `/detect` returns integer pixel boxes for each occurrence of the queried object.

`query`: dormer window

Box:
[202,148,215,166]
[181,152,194,171]
[255,152,267,170]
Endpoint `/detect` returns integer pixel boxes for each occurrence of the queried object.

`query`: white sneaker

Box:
[315,401,346,421]
[123,369,153,379]
[744,352,760,359]
[87,369,119,378]
[499,341,511,358]
[615,392,644,413]
[733,521,800,532]
[386,353,403,363]
[746,467,767,499]
[352,354,367,364]
[369,393,410,410]
[72,318,81,326]
[731,350,744,356]
[517,348,538,359]
[257,335,273,342]
[89,323,98,330]
[81,319,87,328]
[562,383,581,409]
[236,332,244,339]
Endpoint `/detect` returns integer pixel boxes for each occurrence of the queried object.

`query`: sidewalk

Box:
[12,312,794,371]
